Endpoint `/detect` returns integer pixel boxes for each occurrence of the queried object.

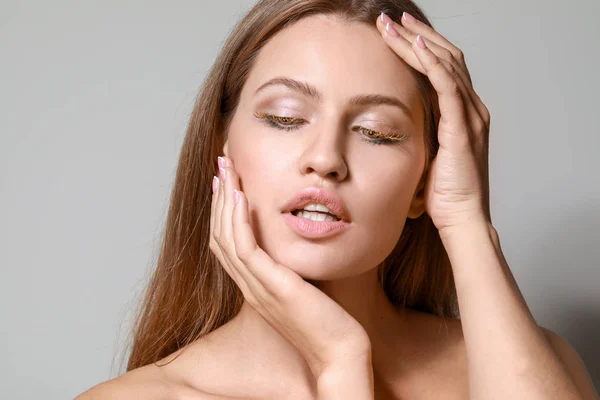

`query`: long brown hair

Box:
[124,0,457,373]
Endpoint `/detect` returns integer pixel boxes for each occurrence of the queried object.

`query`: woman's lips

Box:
[281,187,351,222]
[282,212,350,239]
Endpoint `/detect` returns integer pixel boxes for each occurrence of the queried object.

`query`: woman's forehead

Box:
[243,14,420,107]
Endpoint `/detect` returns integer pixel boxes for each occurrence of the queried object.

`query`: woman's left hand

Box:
[378,12,492,235]
[210,158,372,379]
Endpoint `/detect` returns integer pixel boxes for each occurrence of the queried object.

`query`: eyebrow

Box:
[254,76,415,121]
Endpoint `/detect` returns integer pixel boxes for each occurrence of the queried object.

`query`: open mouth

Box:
[291,209,341,222]
[283,207,350,239]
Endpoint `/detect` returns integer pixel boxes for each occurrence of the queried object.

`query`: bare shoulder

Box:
[540,326,599,399]
[74,363,231,400]
[74,365,169,400]
[74,376,136,400]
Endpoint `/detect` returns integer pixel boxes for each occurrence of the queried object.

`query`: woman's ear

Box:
[407,175,426,219]
[222,139,229,158]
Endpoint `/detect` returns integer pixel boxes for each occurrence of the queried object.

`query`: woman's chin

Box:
[268,251,358,281]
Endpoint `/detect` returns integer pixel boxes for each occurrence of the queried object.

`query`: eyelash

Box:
[253,112,407,146]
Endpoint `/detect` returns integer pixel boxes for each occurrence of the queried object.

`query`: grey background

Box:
[1,0,598,398]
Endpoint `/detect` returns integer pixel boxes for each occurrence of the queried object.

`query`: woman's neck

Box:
[223,266,416,376]
[173,267,446,397]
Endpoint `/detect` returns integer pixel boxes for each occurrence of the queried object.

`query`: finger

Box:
[396,18,490,130]
[439,57,486,149]
[209,173,225,263]
[377,16,425,74]
[219,164,297,312]
[379,18,483,149]
[210,169,240,283]
[221,160,285,301]
[378,14,489,132]
[213,162,225,237]
[379,13,471,85]
[214,160,250,287]
[378,15,475,110]
[209,175,219,237]
[231,187,304,300]
[400,11,469,78]
[216,164,250,285]
[410,35,471,150]
[394,22,472,86]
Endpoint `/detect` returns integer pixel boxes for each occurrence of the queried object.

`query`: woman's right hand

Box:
[209,156,372,379]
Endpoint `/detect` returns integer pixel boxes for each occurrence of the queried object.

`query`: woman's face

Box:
[224,14,426,280]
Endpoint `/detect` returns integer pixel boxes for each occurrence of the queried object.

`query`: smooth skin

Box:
[76,11,598,400]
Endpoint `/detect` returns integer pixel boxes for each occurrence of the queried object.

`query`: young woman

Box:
[77,0,597,399]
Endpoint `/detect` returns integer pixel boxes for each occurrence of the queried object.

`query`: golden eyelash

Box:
[254,113,301,124]
[254,111,407,143]
[254,112,299,124]
[360,127,407,142]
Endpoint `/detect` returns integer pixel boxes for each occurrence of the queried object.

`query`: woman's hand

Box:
[209,157,372,379]
[378,12,492,235]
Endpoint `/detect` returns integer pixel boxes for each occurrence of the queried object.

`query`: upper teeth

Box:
[293,203,340,222]
[302,203,331,213]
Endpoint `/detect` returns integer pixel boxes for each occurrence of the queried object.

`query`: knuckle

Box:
[441,59,460,80]
[431,55,444,69]
[482,106,491,126]
[220,242,231,256]
[483,114,491,128]
[452,62,465,79]
[454,48,465,61]
[277,270,303,299]
[448,81,461,97]
[236,245,252,263]
[210,234,223,250]
[447,63,461,81]
[473,118,485,134]
[442,48,454,62]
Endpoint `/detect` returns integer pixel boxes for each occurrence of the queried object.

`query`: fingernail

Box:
[403,11,417,24]
[218,156,225,168]
[212,176,219,193]
[416,34,427,49]
[385,22,399,37]
[219,167,227,182]
[233,190,240,205]
[380,12,392,25]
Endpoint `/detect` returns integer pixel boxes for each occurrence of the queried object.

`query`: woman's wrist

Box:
[437,215,494,246]
[316,352,374,399]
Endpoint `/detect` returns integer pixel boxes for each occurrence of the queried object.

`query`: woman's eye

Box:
[254,112,407,146]
[254,112,303,131]
[355,127,407,146]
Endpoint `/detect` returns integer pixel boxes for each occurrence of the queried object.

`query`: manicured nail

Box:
[385,22,399,37]
[416,34,427,49]
[233,190,240,205]
[212,176,219,193]
[403,11,417,24]
[219,167,227,182]
[218,156,225,168]
[380,12,392,25]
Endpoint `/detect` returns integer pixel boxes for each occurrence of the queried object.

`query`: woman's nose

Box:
[296,126,348,182]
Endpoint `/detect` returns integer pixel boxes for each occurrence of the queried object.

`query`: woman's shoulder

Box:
[74,363,230,400]
[74,365,168,399]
